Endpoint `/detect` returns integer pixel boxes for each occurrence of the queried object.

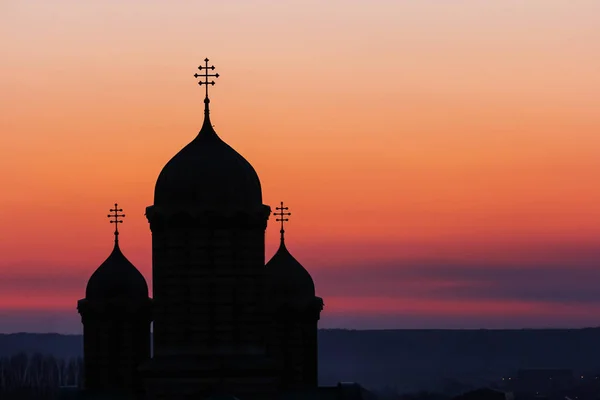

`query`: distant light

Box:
[581,376,584,379]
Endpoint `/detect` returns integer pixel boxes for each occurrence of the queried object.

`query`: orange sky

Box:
[0,0,599,332]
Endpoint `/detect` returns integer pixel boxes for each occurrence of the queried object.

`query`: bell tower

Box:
[78,204,152,398]
[143,59,276,400]
[266,202,324,389]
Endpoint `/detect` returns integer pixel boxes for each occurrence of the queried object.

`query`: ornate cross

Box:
[108,203,125,240]
[274,201,291,241]
[194,58,220,99]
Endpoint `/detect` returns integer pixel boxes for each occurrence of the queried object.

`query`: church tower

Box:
[144,59,276,399]
[266,202,324,389]
[77,204,152,398]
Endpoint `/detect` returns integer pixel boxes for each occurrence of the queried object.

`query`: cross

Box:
[107,203,125,240]
[194,58,220,99]
[274,201,291,241]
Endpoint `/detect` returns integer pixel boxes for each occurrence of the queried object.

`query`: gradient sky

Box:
[1,0,599,333]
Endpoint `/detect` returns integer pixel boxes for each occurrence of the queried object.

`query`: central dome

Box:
[154,103,262,210]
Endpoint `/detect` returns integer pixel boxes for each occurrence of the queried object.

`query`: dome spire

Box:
[274,201,291,243]
[84,203,148,301]
[107,203,125,246]
[194,58,220,123]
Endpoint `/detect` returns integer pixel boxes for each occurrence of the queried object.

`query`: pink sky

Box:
[0,0,599,333]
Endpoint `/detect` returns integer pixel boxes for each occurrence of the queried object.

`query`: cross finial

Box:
[274,201,291,242]
[194,58,220,106]
[107,203,125,243]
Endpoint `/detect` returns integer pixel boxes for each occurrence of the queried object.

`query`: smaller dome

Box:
[266,240,315,302]
[85,240,148,300]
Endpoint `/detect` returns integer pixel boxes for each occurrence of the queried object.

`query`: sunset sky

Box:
[1,0,599,333]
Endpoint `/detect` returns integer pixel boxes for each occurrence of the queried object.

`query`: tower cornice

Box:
[269,296,324,320]
[145,204,272,232]
[77,297,153,316]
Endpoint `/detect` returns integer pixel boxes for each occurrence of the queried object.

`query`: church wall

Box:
[302,320,319,386]
[269,310,319,390]
[144,374,279,400]
[151,219,270,357]
[80,307,151,394]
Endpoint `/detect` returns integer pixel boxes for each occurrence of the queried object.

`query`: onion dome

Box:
[85,204,148,300]
[153,60,262,210]
[266,202,315,302]
[266,240,316,299]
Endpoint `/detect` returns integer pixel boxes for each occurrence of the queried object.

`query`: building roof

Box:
[207,395,240,400]
[452,388,508,400]
[58,384,371,400]
[279,383,372,400]
[57,387,132,400]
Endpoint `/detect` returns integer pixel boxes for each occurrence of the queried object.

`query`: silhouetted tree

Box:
[0,352,83,399]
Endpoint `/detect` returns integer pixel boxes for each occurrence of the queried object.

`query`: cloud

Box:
[0,310,81,334]
[2,251,600,308]
[1,248,600,331]
[0,268,88,295]
[312,257,600,305]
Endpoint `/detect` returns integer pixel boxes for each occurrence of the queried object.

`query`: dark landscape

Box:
[2,329,599,394]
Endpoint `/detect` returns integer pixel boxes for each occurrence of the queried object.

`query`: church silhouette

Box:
[74,60,368,400]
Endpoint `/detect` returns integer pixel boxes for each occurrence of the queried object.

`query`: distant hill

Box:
[318,328,600,391]
[0,332,82,359]
[2,329,600,393]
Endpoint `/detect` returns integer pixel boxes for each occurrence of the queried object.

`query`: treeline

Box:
[0,352,82,399]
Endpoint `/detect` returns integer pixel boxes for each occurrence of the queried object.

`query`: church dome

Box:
[86,241,149,300]
[153,98,262,210]
[266,240,316,301]
[86,207,148,300]
[266,204,315,302]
